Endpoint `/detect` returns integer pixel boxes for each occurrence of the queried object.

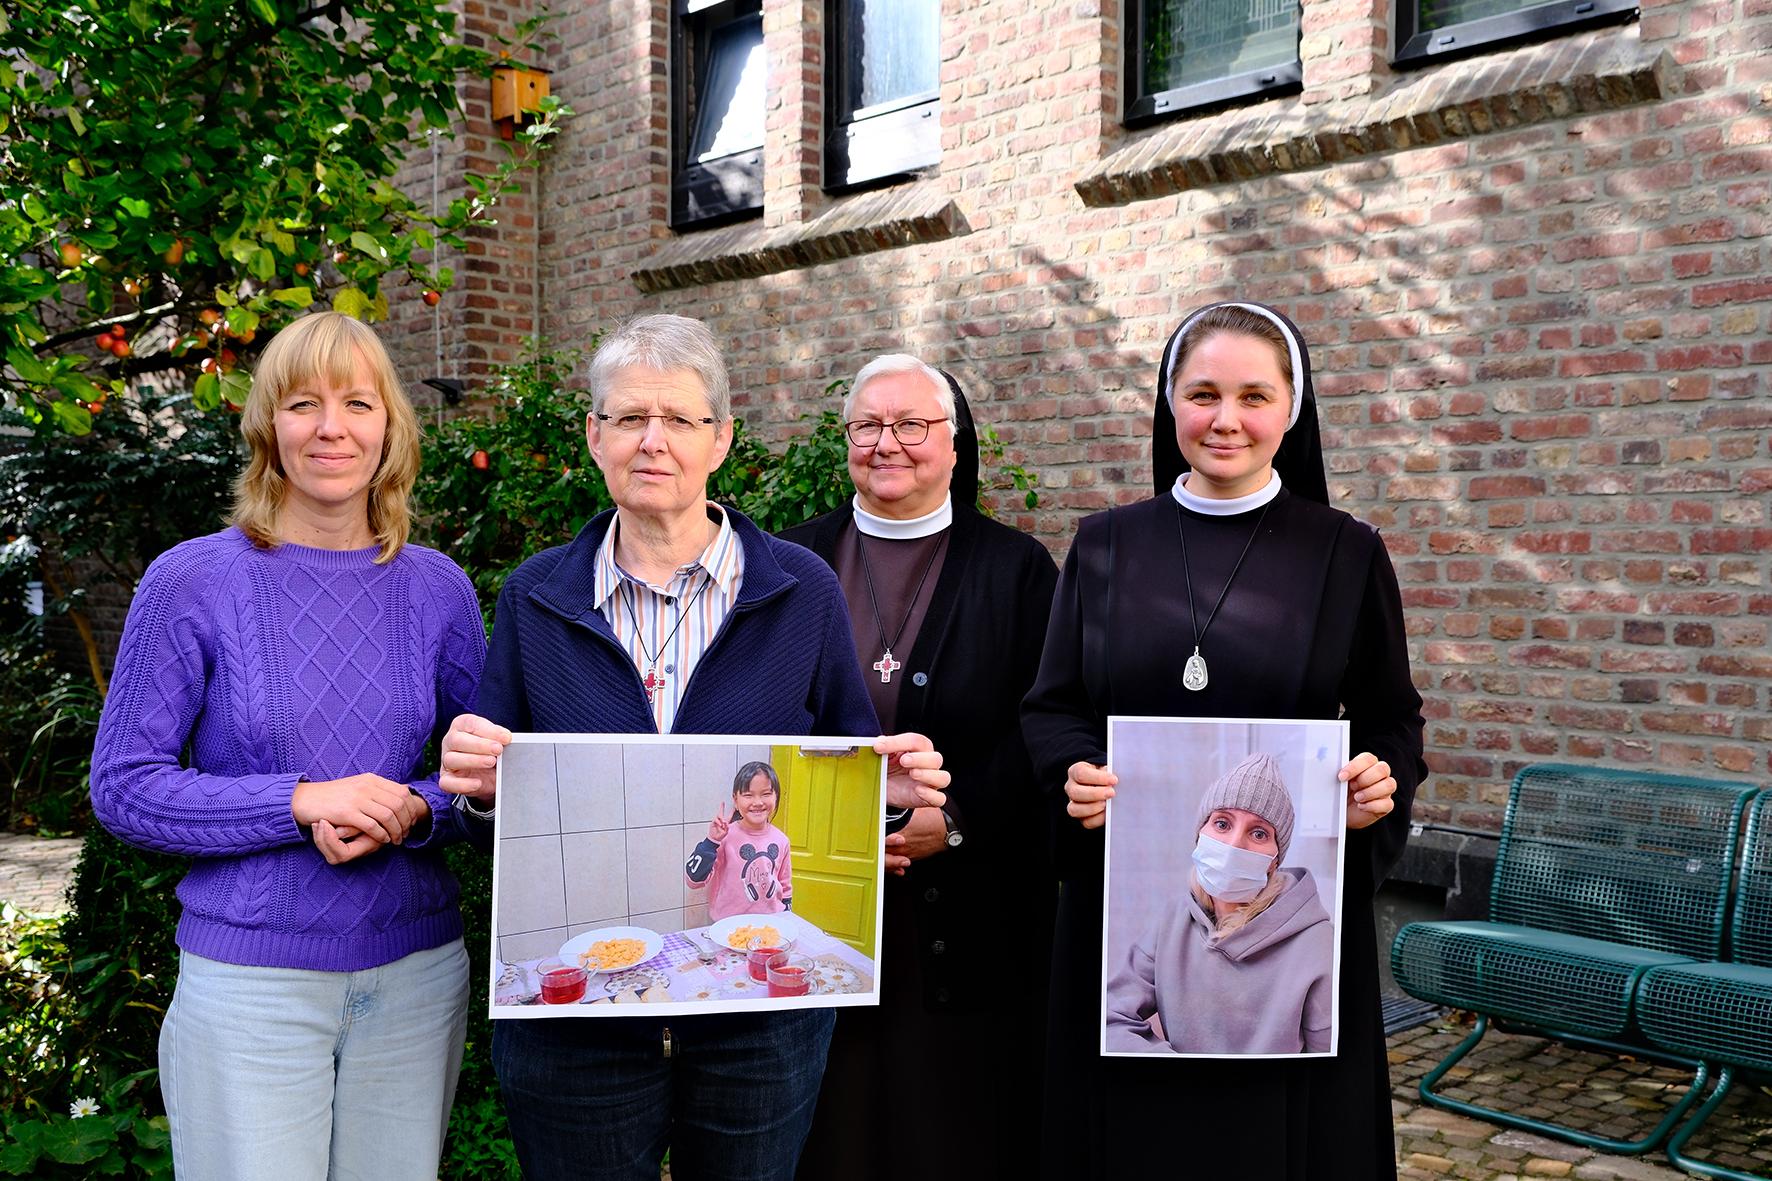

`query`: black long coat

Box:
[1021,489,1426,1181]
[783,501,1059,1178]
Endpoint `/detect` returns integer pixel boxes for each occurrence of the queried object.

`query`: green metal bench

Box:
[1635,789,1772,1181]
[1390,763,1759,1153]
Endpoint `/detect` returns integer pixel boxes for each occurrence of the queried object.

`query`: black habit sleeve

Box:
[1339,537,1428,899]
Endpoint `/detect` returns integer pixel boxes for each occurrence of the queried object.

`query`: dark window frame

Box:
[824,0,942,194]
[1124,0,1303,128]
[670,0,764,231]
[1394,0,1637,68]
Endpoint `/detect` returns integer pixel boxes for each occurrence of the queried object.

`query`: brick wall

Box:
[411,0,1772,826]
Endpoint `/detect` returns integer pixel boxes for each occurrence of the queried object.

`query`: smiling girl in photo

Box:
[686,759,793,919]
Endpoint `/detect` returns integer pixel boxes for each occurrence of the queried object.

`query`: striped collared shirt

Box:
[592,504,745,733]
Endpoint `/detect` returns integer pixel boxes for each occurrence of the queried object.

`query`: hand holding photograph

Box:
[1101,716,1349,1058]
[489,735,885,1018]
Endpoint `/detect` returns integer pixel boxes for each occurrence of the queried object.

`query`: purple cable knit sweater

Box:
[90,527,486,972]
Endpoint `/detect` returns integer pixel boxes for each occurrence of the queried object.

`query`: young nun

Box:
[1022,301,1427,1180]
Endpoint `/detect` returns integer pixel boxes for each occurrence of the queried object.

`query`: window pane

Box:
[841,0,939,116]
[1141,0,1298,96]
[1418,0,1542,25]
[688,14,765,162]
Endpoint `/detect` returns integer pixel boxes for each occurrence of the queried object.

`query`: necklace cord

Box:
[620,568,715,670]
[855,532,946,654]
[1175,499,1273,652]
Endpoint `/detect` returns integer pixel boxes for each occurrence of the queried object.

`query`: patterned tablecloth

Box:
[495,921,876,1008]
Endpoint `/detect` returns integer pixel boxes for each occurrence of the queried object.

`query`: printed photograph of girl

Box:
[490,735,884,1018]
[1101,717,1348,1058]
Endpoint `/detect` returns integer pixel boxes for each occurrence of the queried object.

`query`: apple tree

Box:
[0,0,567,434]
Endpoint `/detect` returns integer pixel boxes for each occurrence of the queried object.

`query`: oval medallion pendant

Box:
[1182,648,1208,692]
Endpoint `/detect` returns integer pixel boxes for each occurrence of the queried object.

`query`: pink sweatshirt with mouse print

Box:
[684,821,793,920]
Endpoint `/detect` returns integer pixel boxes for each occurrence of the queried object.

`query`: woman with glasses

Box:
[782,355,1058,1181]
[437,316,953,1181]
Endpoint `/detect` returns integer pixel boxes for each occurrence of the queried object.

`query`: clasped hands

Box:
[437,716,950,876]
[291,774,430,866]
[1062,751,1399,831]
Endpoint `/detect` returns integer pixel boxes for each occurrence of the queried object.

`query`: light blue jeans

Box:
[158,940,469,1181]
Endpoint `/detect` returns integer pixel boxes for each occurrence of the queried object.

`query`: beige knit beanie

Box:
[1195,752,1295,862]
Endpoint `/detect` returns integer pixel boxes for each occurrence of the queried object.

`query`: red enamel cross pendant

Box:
[872,650,902,684]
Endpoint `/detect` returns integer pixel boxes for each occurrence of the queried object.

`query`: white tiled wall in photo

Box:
[498,741,560,839]
[556,741,625,834]
[497,741,784,964]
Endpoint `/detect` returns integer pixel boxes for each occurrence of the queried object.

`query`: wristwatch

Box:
[940,809,963,849]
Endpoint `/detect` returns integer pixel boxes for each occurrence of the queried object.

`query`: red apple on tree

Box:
[59,241,85,268]
[294,262,311,277]
[199,308,222,327]
[470,449,490,471]
[422,289,441,307]
[162,238,187,265]
[109,338,132,358]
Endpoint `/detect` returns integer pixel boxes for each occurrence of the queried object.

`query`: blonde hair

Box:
[1194,871,1289,940]
[230,312,421,563]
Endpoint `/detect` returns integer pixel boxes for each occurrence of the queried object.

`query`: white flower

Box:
[68,1097,100,1119]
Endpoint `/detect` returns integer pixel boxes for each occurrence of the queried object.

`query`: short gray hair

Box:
[843,354,956,431]
[587,314,731,420]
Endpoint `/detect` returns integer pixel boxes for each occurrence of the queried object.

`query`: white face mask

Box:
[1192,832,1275,903]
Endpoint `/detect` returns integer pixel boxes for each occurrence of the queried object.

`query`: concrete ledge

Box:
[1075,25,1674,206]
[632,181,969,293]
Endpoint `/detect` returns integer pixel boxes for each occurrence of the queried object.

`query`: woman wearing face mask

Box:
[1022,302,1426,1179]
[1105,752,1333,1055]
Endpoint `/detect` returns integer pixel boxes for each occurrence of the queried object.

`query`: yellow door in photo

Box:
[773,746,879,959]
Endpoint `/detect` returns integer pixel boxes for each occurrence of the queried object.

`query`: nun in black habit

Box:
[783,356,1058,1181]
[1021,302,1427,1180]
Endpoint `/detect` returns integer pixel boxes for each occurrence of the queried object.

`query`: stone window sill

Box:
[632,180,968,293]
[1075,25,1674,207]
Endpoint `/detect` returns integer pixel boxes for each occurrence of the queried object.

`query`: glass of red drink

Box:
[538,962,587,1004]
[747,945,785,982]
[767,956,812,998]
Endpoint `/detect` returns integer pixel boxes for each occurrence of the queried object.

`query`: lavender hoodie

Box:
[1105,866,1335,1055]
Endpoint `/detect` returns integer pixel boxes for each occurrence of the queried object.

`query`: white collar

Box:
[1172,471,1282,516]
[853,494,954,539]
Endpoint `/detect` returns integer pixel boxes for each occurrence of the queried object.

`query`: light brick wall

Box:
[411,0,1772,825]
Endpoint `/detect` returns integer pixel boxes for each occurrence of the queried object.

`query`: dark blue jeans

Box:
[492,1009,836,1181]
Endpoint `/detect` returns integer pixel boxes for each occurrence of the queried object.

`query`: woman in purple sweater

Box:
[90,312,489,1181]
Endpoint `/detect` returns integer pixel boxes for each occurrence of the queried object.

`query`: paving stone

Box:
[1490,1132,1593,1162]
[0,833,82,916]
[1405,1153,1457,1175]
[1571,1158,1689,1180]
[1524,1160,1575,1177]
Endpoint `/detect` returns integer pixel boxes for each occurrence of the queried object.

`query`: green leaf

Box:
[21,193,47,222]
[436,266,454,288]
[6,346,51,383]
[349,231,386,260]
[214,287,238,307]
[220,372,251,407]
[0,1137,43,1175]
[248,247,275,281]
[127,0,151,30]
[270,286,314,307]
[50,398,94,435]
[224,307,260,336]
[118,197,150,218]
[192,371,220,410]
[67,106,86,136]
[269,228,296,255]
[248,0,279,24]
[42,1117,115,1165]
[331,287,371,319]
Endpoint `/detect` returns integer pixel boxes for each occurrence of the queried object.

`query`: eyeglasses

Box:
[595,412,717,435]
[844,418,935,447]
